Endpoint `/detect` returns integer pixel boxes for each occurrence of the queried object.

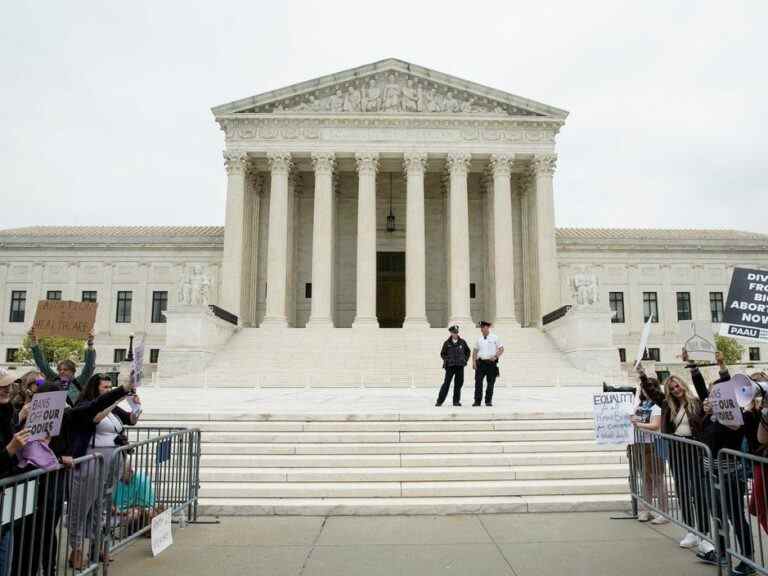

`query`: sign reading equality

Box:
[32,300,97,340]
[719,268,768,343]
[592,392,634,445]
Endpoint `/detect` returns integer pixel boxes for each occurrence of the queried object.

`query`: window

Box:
[113,349,127,363]
[618,348,627,363]
[46,290,62,301]
[656,370,671,384]
[750,347,762,362]
[151,291,168,323]
[643,292,659,323]
[5,348,18,363]
[305,283,312,299]
[150,348,160,364]
[9,291,26,323]
[116,291,132,323]
[609,292,625,324]
[676,292,692,321]
[643,347,661,362]
[469,283,476,299]
[710,292,724,323]
[81,291,97,303]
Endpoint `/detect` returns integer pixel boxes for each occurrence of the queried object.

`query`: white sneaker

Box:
[698,539,715,555]
[637,511,651,522]
[679,532,699,548]
[650,515,669,525]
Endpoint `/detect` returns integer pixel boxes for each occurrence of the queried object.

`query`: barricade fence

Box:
[629,430,768,576]
[0,428,201,576]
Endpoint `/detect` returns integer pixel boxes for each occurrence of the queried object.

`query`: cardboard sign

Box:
[592,392,635,444]
[32,300,97,340]
[710,380,744,429]
[681,320,717,364]
[719,267,768,343]
[132,338,145,387]
[634,314,654,368]
[151,508,173,556]
[25,391,68,440]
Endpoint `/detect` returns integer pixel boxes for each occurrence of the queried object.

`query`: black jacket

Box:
[441,337,471,368]
[67,387,130,458]
[0,404,17,478]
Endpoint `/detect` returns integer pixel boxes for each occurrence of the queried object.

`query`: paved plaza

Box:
[110,513,717,576]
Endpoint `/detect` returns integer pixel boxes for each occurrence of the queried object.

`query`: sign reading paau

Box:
[32,300,97,340]
[720,268,768,343]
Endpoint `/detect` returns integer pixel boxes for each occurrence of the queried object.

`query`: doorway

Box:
[377,252,405,328]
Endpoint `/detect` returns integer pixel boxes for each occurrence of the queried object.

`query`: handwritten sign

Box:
[132,338,145,387]
[25,391,68,440]
[710,380,744,429]
[151,508,173,556]
[32,300,97,339]
[592,392,635,444]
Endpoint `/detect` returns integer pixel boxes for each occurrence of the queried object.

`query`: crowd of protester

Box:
[0,330,146,575]
[630,350,768,576]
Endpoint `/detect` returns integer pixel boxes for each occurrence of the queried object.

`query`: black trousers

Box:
[436,366,464,405]
[474,360,498,405]
[668,446,709,533]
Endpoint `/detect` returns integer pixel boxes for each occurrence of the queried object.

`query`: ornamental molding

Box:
[446,152,471,174]
[403,151,428,173]
[489,154,514,178]
[223,151,248,175]
[355,151,379,173]
[310,151,336,174]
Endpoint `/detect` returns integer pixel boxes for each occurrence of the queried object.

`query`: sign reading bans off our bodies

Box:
[32,301,97,340]
[720,268,768,343]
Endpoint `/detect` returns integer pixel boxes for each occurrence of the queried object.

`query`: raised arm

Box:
[29,330,58,381]
[74,333,96,391]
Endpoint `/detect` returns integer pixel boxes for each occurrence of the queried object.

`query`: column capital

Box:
[489,154,514,178]
[311,151,336,174]
[267,151,293,174]
[446,152,471,175]
[355,151,379,174]
[403,151,428,174]
[223,151,248,175]
[532,154,557,176]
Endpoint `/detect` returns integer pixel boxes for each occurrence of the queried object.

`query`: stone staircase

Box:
[145,410,631,516]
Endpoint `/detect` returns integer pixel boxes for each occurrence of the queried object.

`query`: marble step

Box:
[201,440,624,456]
[142,411,595,422]
[198,464,628,483]
[197,494,631,516]
[199,478,627,499]
[199,451,627,468]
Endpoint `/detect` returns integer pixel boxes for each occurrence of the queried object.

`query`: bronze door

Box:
[376,252,405,328]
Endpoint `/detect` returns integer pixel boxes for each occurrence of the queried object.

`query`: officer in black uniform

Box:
[436,325,471,407]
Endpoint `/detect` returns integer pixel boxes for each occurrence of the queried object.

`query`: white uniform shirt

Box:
[475,333,502,360]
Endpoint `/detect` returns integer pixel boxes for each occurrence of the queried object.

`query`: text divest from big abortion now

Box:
[720,267,768,343]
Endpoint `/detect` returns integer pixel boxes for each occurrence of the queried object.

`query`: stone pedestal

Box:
[159,304,237,379]
[543,306,621,377]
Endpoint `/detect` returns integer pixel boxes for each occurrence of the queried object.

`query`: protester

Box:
[436,325,471,407]
[751,372,768,534]
[10,370,44,411]
[630,366,668,524]
[113,461,158,535]
[29,328,96,404]
[68,373,140,569]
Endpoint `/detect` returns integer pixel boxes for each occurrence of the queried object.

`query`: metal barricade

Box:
[629,429,721,567]
[719,448,767,575]
[0,453,104,576]
[126,427,187,443]
[102,428,201,563]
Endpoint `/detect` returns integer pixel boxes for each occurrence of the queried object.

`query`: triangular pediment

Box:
[212,58,568,119]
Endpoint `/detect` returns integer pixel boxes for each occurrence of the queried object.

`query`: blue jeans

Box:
[0,528,11,576]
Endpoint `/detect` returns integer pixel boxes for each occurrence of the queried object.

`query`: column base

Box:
[306,317,334,329]
[403,317,430,329]
[493,317,521,329]
[261,317,289,328]
[352,316,379,329]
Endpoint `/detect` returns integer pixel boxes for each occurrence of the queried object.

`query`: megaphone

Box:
[734,374,768,407]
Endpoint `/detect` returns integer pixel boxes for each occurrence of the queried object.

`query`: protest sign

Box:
[680,320,717,364]
[592,392,635,444]
[151,508,173,557]
[719,267,768,343]
[32,300,97,340]
[634,313,654,368]
[710,379,744,428]
[25,391,68,440]
[132,338,145,387]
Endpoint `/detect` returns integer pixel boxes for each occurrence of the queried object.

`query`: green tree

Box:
[715,335,745,365]
[15,335,85,366]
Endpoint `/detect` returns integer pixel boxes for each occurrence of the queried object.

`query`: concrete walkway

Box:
[109,513,718,576]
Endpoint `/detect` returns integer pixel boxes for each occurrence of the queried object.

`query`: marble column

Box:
[262,152,293,327]
[446,152,472,328]
[220,151,249,322]
[352,152,379,328]
[519,174,532,327]
[532,154,560,321]
[403,152,429,328]
[308,152,336,328]
[490,154,519,326]
[241,172,262,326]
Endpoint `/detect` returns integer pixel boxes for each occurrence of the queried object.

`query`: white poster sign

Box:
[151,508,173,557]
[132,338,145,387]
[634,314,654,368]
[710,380,744,428]
[25,391,68,440]
[592,392,635,444]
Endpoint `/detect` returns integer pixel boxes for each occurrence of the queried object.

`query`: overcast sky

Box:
[1,1,765,233]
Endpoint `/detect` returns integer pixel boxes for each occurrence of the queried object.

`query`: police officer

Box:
[472,321,504,407]
[436,325,471,407]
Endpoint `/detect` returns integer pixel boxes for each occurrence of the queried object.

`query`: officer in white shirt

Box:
[472,320,504,406]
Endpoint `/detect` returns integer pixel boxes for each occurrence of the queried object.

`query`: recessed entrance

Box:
[377,252,405,328]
